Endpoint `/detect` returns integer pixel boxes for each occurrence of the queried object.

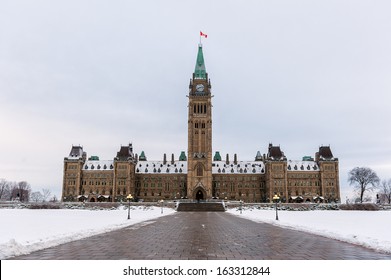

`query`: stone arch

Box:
[193,183,206,201]
[195,163,204,177]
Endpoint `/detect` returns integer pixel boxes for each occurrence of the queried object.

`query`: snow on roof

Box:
[67,155,81,160]
[287,160,319,171]
[212,161,265,174]
[80,159,319,173]
[83,160,114,171]
[67,146,83,160]
[136,161,187,174]
[86,160,267,174]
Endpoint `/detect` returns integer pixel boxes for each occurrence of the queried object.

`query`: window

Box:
[197,164,203,177]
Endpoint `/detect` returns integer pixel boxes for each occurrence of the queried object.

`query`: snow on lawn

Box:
[228,207,391,254]
[0,206,175,259]
[1,206,391,260]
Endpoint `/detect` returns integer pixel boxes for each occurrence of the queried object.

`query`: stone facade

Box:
[62,44,340,203]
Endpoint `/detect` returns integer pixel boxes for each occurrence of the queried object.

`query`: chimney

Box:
[234,154,237,164]
[226,154,229,164]
[171,153,174,164]
[163,153,167,164]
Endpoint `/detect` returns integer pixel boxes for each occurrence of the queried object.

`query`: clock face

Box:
[196,84,204,92]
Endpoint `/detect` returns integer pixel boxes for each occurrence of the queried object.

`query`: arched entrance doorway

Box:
[193,185,206,202]
[196,190,204,201]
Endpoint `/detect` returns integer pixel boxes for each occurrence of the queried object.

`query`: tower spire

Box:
[194,44,207,79]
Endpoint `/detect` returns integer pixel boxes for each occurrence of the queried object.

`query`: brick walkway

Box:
[10,212,391,260]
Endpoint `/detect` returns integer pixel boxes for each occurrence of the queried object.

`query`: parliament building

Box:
[62,44,340,204]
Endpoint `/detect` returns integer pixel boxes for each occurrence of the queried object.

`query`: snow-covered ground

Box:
[0,206,175,259]
[1,205,390,259]
[228,207,391,254]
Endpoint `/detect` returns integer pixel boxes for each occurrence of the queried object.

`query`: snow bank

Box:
[228,207,391,254]
[1,206,390,260]
[0,206,175,259]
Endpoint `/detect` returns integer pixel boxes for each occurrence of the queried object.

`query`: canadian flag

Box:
[200,31,208,38]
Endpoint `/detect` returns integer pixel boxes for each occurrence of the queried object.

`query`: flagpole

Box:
[199,31,207,45]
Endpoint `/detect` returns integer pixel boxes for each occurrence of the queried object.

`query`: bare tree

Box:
[41,188,52,202]
[9,181,19,201]
[11,181,32,202]
[348,167,380,203]
[0,179,12,200]
[378,179,391,204]
[30,191,44,203]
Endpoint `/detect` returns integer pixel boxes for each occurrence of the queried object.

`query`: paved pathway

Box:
[11,212,391,260]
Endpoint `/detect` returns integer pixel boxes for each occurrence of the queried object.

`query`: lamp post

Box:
[127,194,133,219]
[273,194,280,221]
[159,199,164,214]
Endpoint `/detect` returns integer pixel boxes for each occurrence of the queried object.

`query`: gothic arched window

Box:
[196,164,203,177]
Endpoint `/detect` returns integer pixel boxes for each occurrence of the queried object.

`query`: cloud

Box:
[1,0,391,199]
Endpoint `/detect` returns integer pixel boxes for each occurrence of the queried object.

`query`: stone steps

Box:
[177,202,225,212]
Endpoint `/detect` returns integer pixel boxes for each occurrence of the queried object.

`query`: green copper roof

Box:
[213,151,222,161]
[88,156,99,161]
[179,151,187,161]
[194,44,207,79]
[139,151,147,161]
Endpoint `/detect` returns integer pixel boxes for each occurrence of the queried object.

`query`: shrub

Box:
[28,203,61,209]
[339,203,379,211]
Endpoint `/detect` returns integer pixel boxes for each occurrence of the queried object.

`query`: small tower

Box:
[62,146,86,202]
[113,144,136,201]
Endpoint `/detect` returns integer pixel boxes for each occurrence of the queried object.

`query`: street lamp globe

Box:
[159,199,164,214]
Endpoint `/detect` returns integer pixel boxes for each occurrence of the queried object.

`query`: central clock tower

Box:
[187,44,213,200]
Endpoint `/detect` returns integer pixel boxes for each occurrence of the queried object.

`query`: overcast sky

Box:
[1,0,390,200]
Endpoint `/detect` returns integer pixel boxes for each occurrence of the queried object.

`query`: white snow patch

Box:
[0,206,175,259]
[228,207,391,254]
